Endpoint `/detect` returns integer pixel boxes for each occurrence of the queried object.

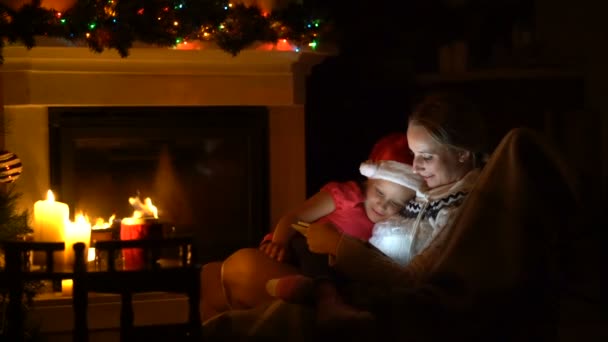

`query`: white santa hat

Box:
[360,160,424,192]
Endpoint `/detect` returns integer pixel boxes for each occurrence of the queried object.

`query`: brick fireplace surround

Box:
[0,43,328,339]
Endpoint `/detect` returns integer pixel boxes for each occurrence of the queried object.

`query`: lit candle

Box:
[64,213,92,269]
[33,190,69,267]
[61,279,73,296]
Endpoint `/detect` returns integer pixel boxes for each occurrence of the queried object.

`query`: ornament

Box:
[0,150,22,183]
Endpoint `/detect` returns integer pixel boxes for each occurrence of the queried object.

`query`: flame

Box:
[92,214,116,230]
[46,190,55,202]
[128,196,158,219]
[74,212,90,226]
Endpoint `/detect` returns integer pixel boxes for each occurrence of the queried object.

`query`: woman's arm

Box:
[333,235,419,286]
[333,228,450,289]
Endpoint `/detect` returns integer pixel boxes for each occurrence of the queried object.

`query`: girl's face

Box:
[407,123,472,189]
[364,179,415,223]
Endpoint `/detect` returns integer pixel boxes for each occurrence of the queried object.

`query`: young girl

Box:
[260,132,423,267]
[262,133,424,320]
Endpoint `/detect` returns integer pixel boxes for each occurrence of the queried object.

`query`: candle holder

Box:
[119,218,163,270]
[90,226,117,271]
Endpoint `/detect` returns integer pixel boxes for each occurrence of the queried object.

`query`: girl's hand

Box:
[260,241,289,262]
[306,221,342,255]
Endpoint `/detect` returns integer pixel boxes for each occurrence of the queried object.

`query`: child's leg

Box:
[266,274,316,303]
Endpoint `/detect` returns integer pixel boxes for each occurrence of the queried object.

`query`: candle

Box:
[120,218,163,270]
[33,190,69,267]
[64,213,92,269]
[61,279,73,296]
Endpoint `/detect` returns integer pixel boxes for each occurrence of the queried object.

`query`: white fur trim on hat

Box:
[360,160,424,192]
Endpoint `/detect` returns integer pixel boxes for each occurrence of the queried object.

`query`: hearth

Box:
[48,106,269,262]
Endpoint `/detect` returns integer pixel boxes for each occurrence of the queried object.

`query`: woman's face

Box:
[364,179,415,223]
[407,123,471,189]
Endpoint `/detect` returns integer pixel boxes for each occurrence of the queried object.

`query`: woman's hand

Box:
[306,221,342,255]
[259,241,289,262]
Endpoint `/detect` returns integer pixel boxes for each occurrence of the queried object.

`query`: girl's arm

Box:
[272,190,336,244]
[262,189,336,262]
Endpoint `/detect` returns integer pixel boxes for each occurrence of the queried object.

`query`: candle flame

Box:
[46,190,55,202]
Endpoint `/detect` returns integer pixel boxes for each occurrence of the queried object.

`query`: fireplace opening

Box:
[49,106,269,262]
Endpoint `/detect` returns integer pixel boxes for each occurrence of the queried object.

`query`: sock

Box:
[266,274,315,303]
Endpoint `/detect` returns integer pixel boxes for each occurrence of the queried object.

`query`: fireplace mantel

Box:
[2,45,327,106]
[1,44,329,229]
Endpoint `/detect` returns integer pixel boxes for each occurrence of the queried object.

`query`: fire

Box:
[128,196,158,219]
[92,214,116,230]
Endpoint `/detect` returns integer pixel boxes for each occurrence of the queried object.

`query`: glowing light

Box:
[85,33,91,38]
[173,21,179,26]
[56,12,62,18]
[137,8,144,15]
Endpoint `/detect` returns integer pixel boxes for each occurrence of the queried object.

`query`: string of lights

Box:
[0,0,329,62]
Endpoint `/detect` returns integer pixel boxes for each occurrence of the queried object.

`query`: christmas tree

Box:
[0,184,42,339]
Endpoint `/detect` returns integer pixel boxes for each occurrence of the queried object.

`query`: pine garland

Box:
[0,0,330,63]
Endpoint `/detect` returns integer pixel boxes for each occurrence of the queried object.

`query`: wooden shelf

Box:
[415,68,584,85]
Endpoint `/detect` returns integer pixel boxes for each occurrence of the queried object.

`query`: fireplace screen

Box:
[49,106,269,262]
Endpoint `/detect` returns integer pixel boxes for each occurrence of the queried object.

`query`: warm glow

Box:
[88,247,96,262]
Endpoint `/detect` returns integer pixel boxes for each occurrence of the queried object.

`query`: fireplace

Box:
[48,106,268,261]
[1,44,328,263]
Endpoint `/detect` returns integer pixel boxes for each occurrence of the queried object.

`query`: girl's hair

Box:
[409,92,489,168]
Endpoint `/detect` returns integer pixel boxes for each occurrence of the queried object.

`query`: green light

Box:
[89,22,96,30]
[60,19,66,24]
[308,40,317,49]
[176,38,182,44]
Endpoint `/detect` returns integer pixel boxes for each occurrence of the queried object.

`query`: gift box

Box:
[120,218,163,270]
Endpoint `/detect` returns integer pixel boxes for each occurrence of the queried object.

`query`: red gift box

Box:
[120,218,162,270]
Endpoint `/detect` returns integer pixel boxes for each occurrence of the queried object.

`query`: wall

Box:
[535,1,605,340]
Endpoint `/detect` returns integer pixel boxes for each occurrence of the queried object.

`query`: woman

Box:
[200,92,489,320]
[203,92,579,341]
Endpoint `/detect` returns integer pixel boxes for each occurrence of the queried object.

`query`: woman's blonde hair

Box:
[409,92,489,168]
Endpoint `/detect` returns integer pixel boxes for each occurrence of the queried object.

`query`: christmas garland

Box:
[0,0,330,63]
